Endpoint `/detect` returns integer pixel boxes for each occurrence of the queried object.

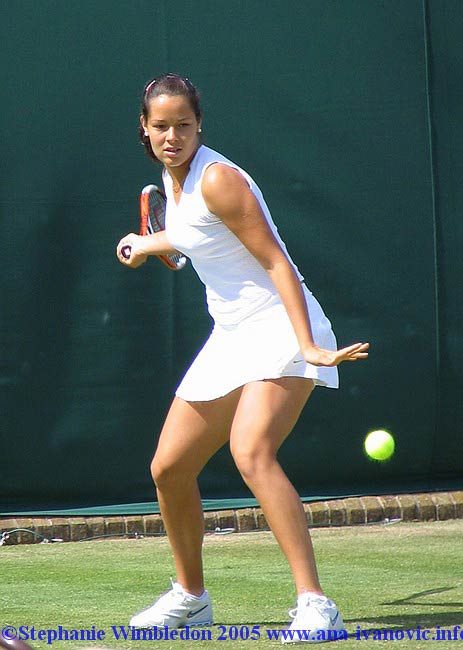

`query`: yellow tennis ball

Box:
[364,429,395,461]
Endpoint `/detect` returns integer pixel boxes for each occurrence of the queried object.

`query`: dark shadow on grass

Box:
[342,585,463,634]
[226,588,463,629]
[247,607,463,632]
[344,611,463,637]
[380,586,463,606]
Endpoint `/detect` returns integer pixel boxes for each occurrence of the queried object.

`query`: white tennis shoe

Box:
[129,580,213,628]
[281,592,345,644]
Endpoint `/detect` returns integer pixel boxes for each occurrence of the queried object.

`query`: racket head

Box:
[140,184,187,271]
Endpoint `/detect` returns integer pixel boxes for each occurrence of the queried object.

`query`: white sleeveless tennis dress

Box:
[163,145,339,401]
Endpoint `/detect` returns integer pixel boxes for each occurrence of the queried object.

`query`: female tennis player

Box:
[117,73,369,642]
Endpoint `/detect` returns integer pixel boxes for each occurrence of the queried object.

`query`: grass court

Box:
[2,519,462,649]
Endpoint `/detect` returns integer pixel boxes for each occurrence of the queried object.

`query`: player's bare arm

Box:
[202,164,369,367]
[117,230,178,268]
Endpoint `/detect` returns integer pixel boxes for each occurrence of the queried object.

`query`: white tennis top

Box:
[163,145,304,326]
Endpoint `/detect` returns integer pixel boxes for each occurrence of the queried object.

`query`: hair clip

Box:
[144,79,157,95]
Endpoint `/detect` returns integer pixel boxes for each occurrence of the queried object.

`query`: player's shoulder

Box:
[202,162,248,196]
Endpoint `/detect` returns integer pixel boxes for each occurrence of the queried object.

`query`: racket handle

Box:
[121,245,131,260]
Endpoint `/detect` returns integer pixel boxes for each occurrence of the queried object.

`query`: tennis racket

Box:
[121,184,187,271]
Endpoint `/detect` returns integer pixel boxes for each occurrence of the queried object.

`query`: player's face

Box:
[142,94,201,171]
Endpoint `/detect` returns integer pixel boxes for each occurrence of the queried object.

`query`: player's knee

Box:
[231,445,272,484]
[150,457,175,489]
[150,456,195,490]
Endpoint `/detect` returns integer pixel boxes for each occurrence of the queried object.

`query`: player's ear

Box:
[140,115,147,130]
[197,119,202,134]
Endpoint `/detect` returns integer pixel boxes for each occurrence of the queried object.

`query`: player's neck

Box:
[167,168,188,193]
[165,145,200,193]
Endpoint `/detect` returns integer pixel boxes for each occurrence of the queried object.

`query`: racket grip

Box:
[121,245,131,260]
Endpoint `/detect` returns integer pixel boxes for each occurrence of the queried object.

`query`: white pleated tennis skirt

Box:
[176,284,339,402]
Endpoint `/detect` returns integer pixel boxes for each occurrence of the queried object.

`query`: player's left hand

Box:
[116,233,148,268]
[302,342,369,367]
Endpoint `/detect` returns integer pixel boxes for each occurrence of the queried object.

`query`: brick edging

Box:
[1,491,462,545]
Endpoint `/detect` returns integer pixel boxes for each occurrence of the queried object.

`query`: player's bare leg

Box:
[229,377,323,595]
[151,390,241,595]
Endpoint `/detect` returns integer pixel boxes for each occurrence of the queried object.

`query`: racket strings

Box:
[145,187,186,270]
[148,191,166,232]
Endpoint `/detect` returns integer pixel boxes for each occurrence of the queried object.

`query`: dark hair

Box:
[139,73,202,162]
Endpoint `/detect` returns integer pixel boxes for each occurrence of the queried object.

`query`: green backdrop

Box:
[1,0,461,514]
